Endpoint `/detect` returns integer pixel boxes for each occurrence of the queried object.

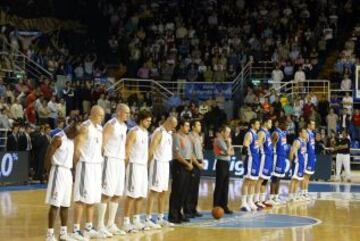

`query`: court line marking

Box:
[179,213,322,230]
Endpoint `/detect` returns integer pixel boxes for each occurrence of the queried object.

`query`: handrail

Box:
[1,37,53,80]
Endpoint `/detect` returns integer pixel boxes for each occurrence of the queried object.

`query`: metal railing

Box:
[264,79,331,102]
[0,36,53,81]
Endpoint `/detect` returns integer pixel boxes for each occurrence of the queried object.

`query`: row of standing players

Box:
[240,117,317,212]
[44,104,206,241]
[44,104,317,241]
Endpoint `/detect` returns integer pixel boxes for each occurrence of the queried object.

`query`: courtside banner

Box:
[202,150,244,177]
[0,152,29,183]
[184,83,232,100]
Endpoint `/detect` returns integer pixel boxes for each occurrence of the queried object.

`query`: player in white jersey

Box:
[97,104,129,236]
[122,110,152,233]
[44,119,81,241]
[72,106,106,240]
[145,116,178,229]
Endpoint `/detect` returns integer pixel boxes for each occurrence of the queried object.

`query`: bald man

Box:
[72,106,106,240]
[97,104,129,236]
[145,117,178,229]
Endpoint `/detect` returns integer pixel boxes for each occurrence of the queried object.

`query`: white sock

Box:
[85,223,93,231]
[73,224,80,233]
[133,215,140,223]
[107,202,118,227]
[123,217,130,225]
[146,215,152,221]
[60,226,67,236]
[260,193,266,202]
[158,213,164,220]
[241,195,248,206]
[47,228,54,237]
[270,194,275,200]
[276,194,280,200]
[254,193,260,202]
[248,194,254,204]
[97,203,107,229]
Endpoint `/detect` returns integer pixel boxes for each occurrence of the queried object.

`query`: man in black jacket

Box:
[7,122,19,151]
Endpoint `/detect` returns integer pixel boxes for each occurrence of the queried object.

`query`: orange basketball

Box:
[212,207,224,219]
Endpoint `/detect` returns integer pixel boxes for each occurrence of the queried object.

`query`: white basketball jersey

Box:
[103,117,127,159]
[129,126,148,165]
[79,120,103,163]
[51,131,74,169]
[152,126,172,162]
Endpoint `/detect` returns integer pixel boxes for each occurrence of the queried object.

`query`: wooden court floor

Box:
[1,178,360,241]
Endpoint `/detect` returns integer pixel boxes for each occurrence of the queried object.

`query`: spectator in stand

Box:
[10,98,24,120]
[352,109,360,141]
[294,66,306,93]
[341,74,352,91]
[326,108,339,137]
[180,105,193,119]
[244,89,258,106]
[342,91,353,115]
[25,102,36,125]
[271,65,284,90]
[47,96,58,129]
[62,81,75,115]
[199,101,210,117]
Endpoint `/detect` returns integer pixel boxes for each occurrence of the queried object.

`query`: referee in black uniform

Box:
[168,119,193,223]
[184,120,204,218]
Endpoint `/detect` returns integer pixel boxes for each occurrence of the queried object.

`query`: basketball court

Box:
[1,178,360,241]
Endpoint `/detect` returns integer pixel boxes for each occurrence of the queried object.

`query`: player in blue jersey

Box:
[241,118,261,212]
[254,118,275,208]
[288,128,307,202]
[270,117,288,205]
[301,119,316,200]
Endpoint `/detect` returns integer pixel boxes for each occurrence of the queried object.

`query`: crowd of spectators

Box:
[100,0,342,83]
[0,0,358,182]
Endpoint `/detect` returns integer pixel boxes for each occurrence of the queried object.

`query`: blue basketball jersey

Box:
[296,138,306,163]
[246,129,260,160]
[259,128,273,156]
[307,129,316,159]
[275,128,287,157]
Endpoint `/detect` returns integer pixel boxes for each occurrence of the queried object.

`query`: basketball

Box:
[212,207,224,219]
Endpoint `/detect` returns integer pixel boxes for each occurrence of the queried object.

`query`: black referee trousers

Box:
[213,159,230,208]
[184,164,201,215]
[168,160,191,220]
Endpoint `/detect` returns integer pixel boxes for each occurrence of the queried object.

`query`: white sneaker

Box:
[84,228,107,239]
[133,221,150,231]
[156,219,175,227]
[303,194,311,201]
[46,234,57,241]
[107,224,126,235]
[265,199,277,206]
[59,233,77,241]
[240,205,251,212]
[122,223,138,233]
[97,227,113,238]
[145,220,161,229]
[248,201,259,211]
[70,231,89,241]
[274,197,284,205]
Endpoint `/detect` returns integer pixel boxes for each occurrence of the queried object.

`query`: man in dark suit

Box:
[32,123,51,183]
[7,122,19,151]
